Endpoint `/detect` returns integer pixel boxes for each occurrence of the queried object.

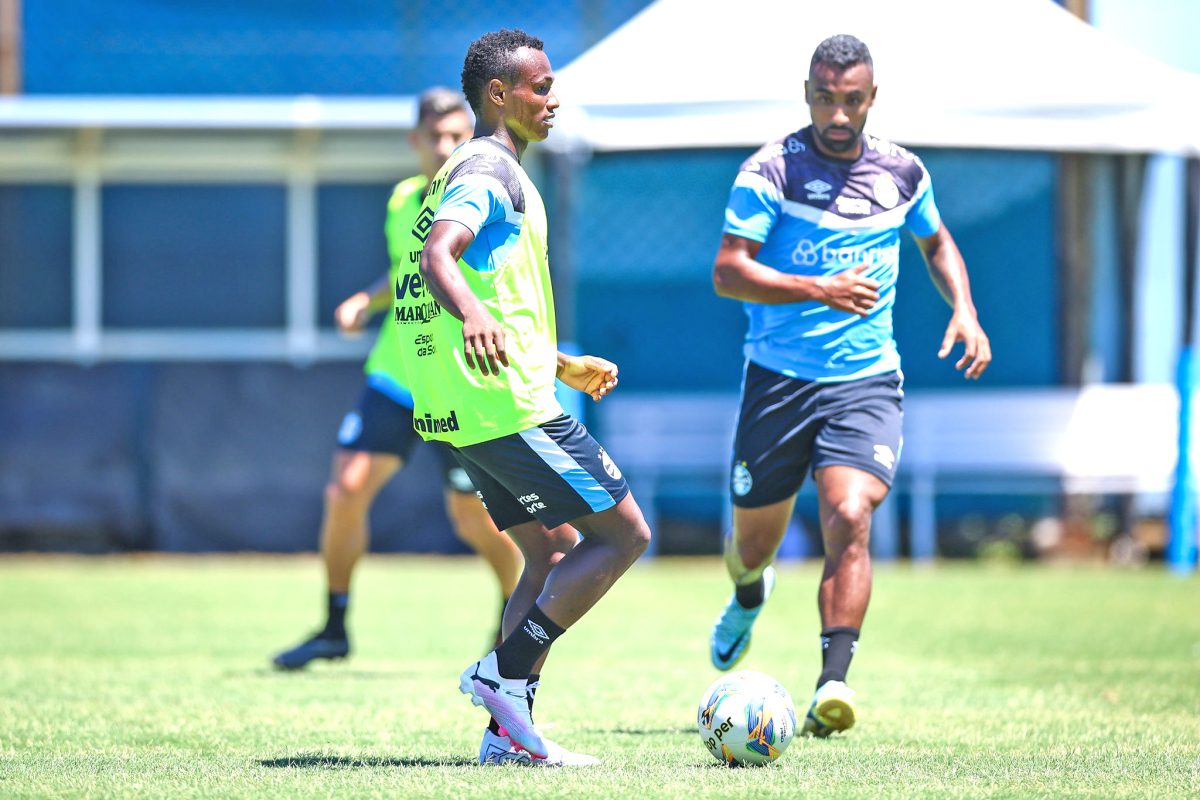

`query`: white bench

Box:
[594,392,737,554]
[594,385,1182,558]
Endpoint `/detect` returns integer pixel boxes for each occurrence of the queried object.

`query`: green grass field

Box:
[1,555,1198,799]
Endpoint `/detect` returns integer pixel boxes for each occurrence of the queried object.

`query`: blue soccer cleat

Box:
[271,633,350,670]
[709,566,776,670]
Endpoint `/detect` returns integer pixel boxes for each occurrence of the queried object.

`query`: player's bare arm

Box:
[915,223,992,379]
[713,233,880,316]
[556,352,618,402]
[334,274,392,335]
[419,219,510,376]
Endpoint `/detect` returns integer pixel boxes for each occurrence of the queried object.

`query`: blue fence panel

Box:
[0,186,73,328]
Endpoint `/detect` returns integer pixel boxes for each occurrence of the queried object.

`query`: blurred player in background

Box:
[707,34,991,736]
[272,87,523,670]
[395,29,652,766]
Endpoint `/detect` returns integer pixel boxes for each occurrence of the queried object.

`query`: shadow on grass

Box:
[606,726,694,736]
[237,668,418,681]
[259,754,476,769]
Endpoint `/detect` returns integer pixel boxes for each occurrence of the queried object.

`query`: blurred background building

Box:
[0,0,1197,565]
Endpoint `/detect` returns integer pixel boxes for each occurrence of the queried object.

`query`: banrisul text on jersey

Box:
[722,126,942,382]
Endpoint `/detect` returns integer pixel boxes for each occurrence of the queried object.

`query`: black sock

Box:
[817,627,859,688]
[322,592,349,639]
[494,605,565,679]
[735,576,765,609]
[526,673,540,713]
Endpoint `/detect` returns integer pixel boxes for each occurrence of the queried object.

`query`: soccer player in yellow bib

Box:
[271,88,524,672]
[394,30,653,765]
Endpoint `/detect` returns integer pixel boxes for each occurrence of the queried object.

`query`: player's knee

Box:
[724,530,773,582]
[826,495,874,535]
[517,529,573,575]
[521,547,560,580]
[547,525,580,557]
[726,550,769,583]
[325,477,370,510]
[626,521,652,557]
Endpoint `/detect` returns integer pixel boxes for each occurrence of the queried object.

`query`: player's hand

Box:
[938,311,991,379]
[814,263,880,317]
[558,354,619,402]
[334,292,372,336]
[462,312,508,376]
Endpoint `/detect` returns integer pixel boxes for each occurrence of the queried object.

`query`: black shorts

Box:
[336,384,475,493]
[730,361,903,508]
[450,415,630,531]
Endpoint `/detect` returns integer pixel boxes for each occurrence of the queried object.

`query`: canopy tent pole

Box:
[1168,157,1200,573]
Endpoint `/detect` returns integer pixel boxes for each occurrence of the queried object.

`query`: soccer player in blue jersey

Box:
[707,34,991,737]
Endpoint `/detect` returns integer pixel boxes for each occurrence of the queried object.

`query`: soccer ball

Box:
[696,670,797,766]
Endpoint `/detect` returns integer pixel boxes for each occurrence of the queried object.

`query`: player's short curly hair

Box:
[810,34,873,73]
[461,29,545,114]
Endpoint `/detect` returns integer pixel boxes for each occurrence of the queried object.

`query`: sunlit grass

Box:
[1,555,1197,798]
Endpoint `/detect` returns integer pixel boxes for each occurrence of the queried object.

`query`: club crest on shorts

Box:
[599,448,622,480]
[337,411,363,446]
[732,461,753,497]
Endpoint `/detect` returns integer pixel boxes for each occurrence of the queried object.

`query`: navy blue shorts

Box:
[730,361,903,508]
[450,415,630,531]
[336,384,474,493]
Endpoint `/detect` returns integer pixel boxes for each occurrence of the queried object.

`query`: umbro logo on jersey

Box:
[411,206,435,242]
[804,179,832,200]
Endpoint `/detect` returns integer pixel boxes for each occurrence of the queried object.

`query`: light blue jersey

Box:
[723,126,941,382]
[435,138,526,274]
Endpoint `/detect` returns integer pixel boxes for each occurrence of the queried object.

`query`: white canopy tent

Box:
[552,0,1200,155]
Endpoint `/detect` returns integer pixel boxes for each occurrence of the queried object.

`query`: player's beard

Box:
[815,126,860,154]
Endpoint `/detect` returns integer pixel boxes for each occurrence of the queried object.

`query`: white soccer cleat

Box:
[709,566,776,670]
[802,679,858,737]
[479,727,533,765]
[459,652,547,759]
[478,728,599,767]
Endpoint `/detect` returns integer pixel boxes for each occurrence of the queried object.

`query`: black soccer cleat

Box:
[271,633,350,670]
